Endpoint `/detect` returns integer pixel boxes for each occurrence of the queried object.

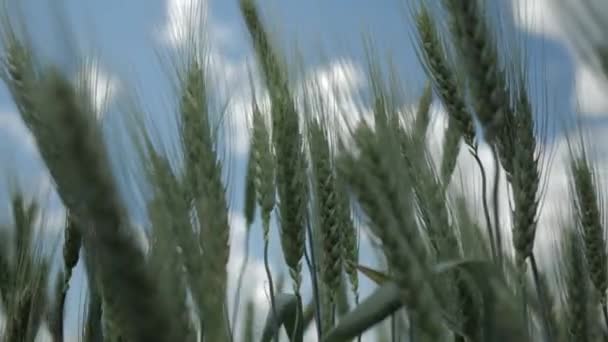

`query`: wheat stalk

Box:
[340,121,442,340]
[10,61,174,341]
[177,56,231,340]
[553,215,592,341]
[570,149,608,330]
[308,119,342,329]
[241,0,308,296]
[415,6,475,148]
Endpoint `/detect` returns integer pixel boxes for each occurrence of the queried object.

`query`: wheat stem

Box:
[232,228,252,334]
[492,146,503,267]
[530,253,555,342]
[263,218,279,342]
[471,147,497,262]
[305,217,323,340]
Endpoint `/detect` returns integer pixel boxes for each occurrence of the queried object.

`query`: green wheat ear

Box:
[240,0,307,295]
[177,57,231,340]
[49,213,82,341]
[244,144,258,227]
[555,216,592,341]
[336,171,359,306]
[570,149,608,313]
[308,118,342,329]
[144,146,197,341]
[442,0,508,142]
[510,86,542,269]
[251,97,275,233]
[2,50,174,340]
[415,5,475,148]
[339,121,442,340]
[2,191,50,342]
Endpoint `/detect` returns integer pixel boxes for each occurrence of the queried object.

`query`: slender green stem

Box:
[471,147,497,262]
[263,219,279,342]
[491,146,503,267]
[231,229,251,334]
[530,254,555,342]
[305,218,323,340]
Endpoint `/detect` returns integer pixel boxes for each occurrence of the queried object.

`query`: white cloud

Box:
[159,2,369,158]
[160,0,207,47]
[574,62,608,115]
[159,0,257,157]
[439,117,608,270]
[208,56,367,157]
[311,60,366,94]
[302,59,366,124]
[77,61,119,118]
[421,105,564,263]
[512,0,563,40]
[299,59,368,151]
[514,0,608,116]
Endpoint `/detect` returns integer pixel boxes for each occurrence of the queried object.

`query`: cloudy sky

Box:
[1,0,607,340]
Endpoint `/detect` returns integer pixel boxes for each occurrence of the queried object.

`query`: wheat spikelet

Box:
[443,0,507,141]
[251,99,275,231]
[556,222,591,341]
[339,122,442,340]
[244,145,258,227]
[147,198,194,341]
[177,57,231,340]
[241,0,307,293]
[3,194,49,342]
[137,134,203,328]
[510,90,541,267]
[400,133,463,334]
[63,215,81,280]
[399,120,457,261]
[1,30,38,129]
[570,152,608,307]
[144,148,198,341]
[137,132,204,336]
[179,59,211,201]
[336,173,359,304]
[48,214,82,341]
[413,82,432,139]
[249,95,281,339]
[415,7,475,148]
[308,119,342,327]
[441,117,463,185]
[12,193,36,264]
[10,64,174,341]
[234,136,258,331]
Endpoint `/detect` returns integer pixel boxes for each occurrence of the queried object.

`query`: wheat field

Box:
[1,0,608,341]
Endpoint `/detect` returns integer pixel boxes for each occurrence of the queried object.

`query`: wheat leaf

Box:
[351,262,390,285]
[323,259,521,342]
[321,282,401,342]
[261,293,303,342]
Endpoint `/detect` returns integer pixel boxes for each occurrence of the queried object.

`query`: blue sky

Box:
[1,0,608,341]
